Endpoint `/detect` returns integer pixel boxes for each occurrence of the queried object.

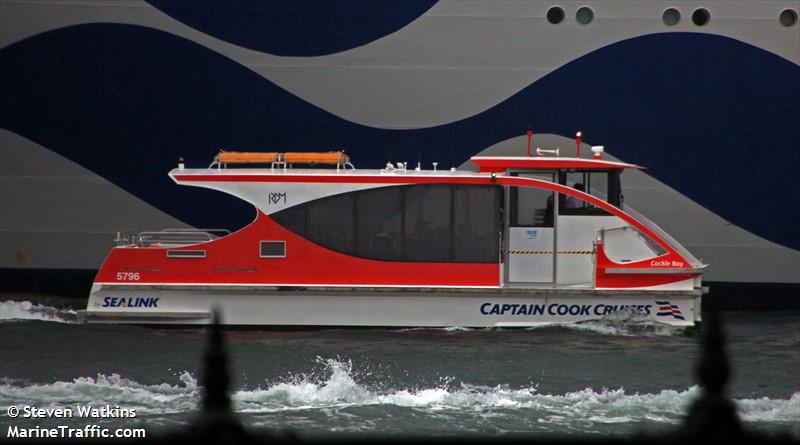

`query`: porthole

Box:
[576,6,594,25]
[692,8,710,26]
[547,6,565,24]
[662,8,681,26]
[779,9,798,27]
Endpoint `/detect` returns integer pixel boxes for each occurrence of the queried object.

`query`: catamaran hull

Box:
[79,285,701,327]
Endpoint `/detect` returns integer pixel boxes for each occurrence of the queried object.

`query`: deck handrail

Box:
[115,228,231,247]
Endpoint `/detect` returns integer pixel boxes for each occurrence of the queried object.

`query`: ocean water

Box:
[0,296,798,439]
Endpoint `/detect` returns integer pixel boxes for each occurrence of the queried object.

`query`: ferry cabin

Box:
[93,152,703,292]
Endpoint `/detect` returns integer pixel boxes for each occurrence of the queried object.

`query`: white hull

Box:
[80,285,701,327]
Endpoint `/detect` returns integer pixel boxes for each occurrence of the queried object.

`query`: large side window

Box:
[355,187,403,260]
[307,193,355,255]
[454,185,501,262]
[271,185,500,263]
[404,185,452,262]
[272,203,307,237]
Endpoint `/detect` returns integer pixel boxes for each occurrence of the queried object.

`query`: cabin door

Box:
[504,173,556,284]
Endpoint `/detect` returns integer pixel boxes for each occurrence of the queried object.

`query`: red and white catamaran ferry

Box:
[80,140,706,327]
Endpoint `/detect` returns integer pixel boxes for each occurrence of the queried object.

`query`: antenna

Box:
[526,127,533,157]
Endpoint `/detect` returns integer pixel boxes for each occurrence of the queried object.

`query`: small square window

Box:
[260,241,286,258]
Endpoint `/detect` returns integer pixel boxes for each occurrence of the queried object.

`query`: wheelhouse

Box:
[474,156,661,287]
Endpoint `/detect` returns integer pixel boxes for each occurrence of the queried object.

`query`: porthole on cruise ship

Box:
[547,6,565,24]
[576,6,593,25]
[692,8,710,26]
[662,8,681,26]
[780,9,798,27]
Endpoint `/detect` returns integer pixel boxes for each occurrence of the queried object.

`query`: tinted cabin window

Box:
[355,187,403,260]
[273,203,307,238]
[510,186,554,227]
[558,171,613,216]
[608,170,622,208]
[404,185,452,262]
[307,192,354,255]
[588,171,608,201]
[454,186,501,261]
[271,185,500,263]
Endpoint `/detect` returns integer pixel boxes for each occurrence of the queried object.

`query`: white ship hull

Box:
[80,285,701,327]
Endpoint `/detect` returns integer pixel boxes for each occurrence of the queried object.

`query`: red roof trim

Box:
[470,156,641,172]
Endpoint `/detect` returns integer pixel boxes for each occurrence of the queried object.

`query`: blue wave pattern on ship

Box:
[0,25,798,249]
[144,0,438,56]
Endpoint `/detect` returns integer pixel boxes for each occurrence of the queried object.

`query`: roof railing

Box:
[117,228,231,247]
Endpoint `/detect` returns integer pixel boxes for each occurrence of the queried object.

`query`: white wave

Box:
[0,372,199,416]
[555,319,692,337]
[1,360,797,428]
[232,359,797,427]
[0,300,77,324]
[737,392,800,423]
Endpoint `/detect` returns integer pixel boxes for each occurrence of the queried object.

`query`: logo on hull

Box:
[479,302,651,317]
[655,300,685,320]
[268,192,287,205]
[98,297,159,308]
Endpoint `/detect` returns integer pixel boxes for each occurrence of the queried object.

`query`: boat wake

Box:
[552,318,695,337]
[0,300,77,324]
[2,359,797,433]
[399,319,692,337]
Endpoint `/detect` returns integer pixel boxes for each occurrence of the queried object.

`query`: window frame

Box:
[259,240,287,259]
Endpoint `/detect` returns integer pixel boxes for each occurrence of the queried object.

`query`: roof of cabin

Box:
[470,156,642,172]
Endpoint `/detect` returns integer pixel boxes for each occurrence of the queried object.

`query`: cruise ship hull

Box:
[1,1,798,301]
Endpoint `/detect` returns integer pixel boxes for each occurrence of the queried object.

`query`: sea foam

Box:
[0,300,77,324]
[1,359,797,431]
